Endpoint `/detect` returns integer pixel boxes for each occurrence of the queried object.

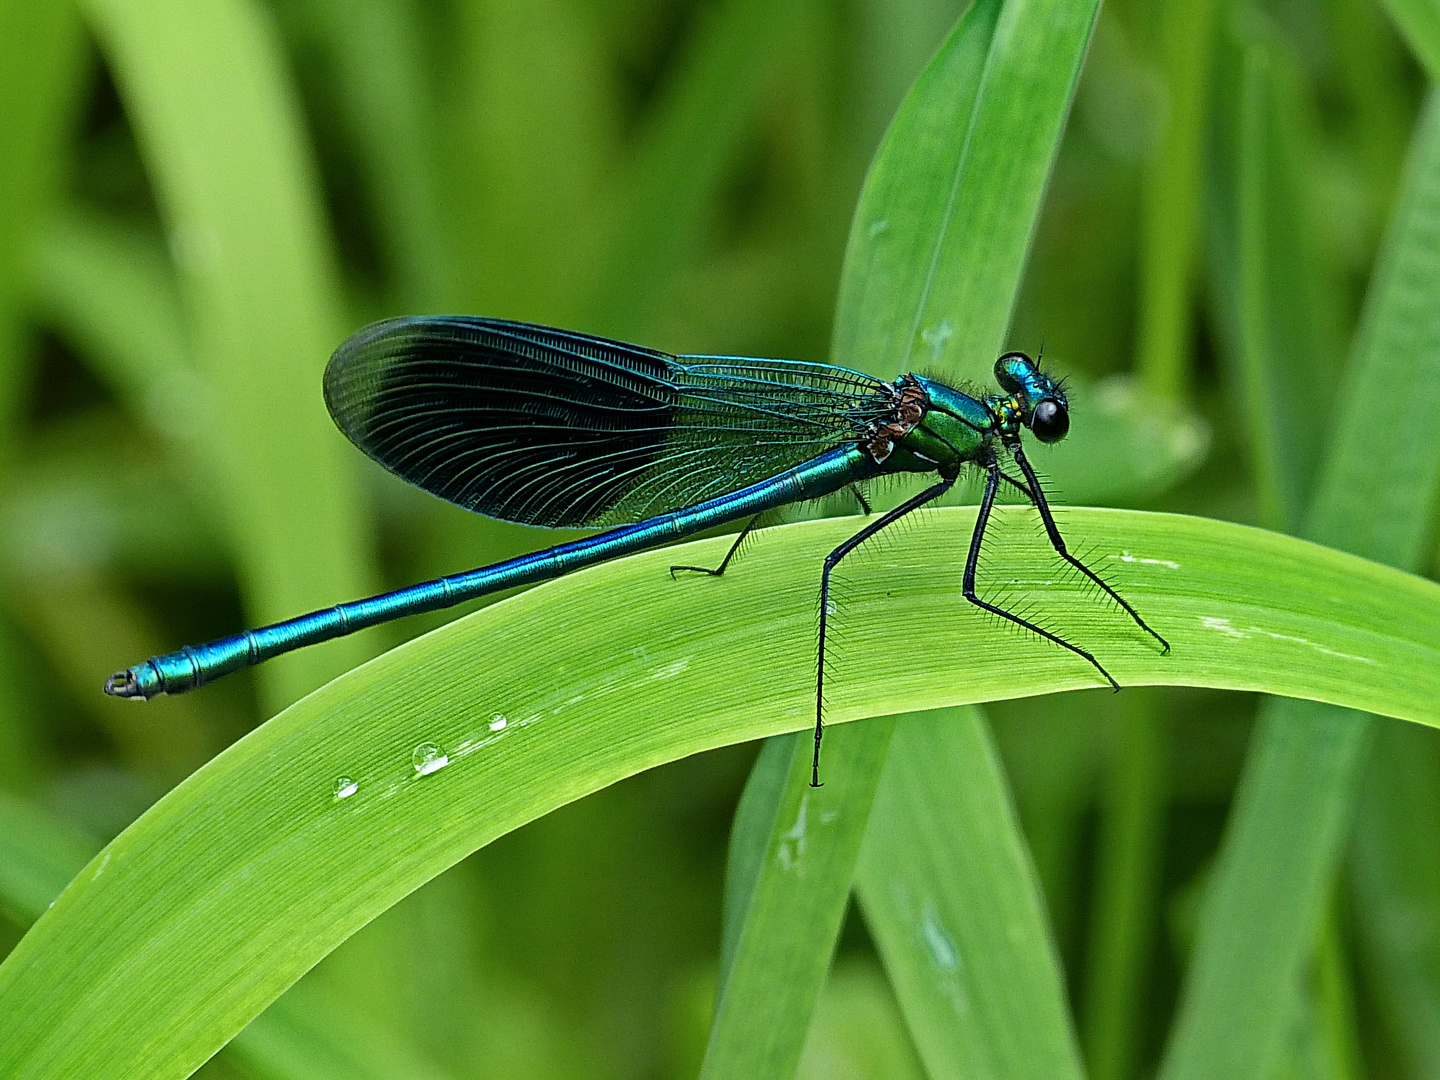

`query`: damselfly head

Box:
[995,352,1069,444]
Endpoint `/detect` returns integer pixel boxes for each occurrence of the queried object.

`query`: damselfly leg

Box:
[669,484,873,579]
[965,459,1121,691]
[813,477,954,786]
[670,515,763,578]
[1006,443,1170,653]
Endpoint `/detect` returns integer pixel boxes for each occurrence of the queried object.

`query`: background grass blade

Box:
[711,3,1108,1076]
[706,6,1017,1076]
[1231,29,1345,533]
[1080,689,1167,1080]
[700,721,895,1080]
[835,0,1102,1068]
[1,506,1438,1077]
[856,706,1083,1080]
[1382,0,1440,79]
[0,0,84,449]
[276,0,450,312]
[1158,87,1440,1080]
[0,791,96,927]
[1133,0,1217,403]
[836,0,1099,382]
[84,0,377,711]
[1082,6,1220,1057]
[582,0,805,339]
[0,0,86,794]
[831,0,1003,382]
[1349,720,1440,1075]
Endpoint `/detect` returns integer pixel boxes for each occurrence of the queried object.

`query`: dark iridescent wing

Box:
[323,316,890,527]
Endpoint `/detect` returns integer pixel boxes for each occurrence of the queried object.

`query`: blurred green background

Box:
[0,0,1435,1077]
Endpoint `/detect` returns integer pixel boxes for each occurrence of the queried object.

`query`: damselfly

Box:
[105,316,1168,784]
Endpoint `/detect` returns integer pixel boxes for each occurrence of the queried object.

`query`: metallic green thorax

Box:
[875,353,1070,479]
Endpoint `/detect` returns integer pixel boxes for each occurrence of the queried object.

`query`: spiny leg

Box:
[964,461,1121,691]
[1008,443,1170,652]
[670,481,869,582]
[670,514,762,579]
[814,477,954,787]
[998,470,1031,498]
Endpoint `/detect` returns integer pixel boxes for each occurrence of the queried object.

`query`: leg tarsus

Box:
[669,515,760,579]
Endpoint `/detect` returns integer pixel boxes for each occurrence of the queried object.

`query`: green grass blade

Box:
[28,209,205,459]
[1134,0,1218,403]
[1382,0,1440,79]
[712,5,1109,1076]
[701,721,895,1080]
[1081,692,1168,1080]
[440,0,613,323]
[829,0,1101,1067]
[0,0,83,446]
[834,0,1102,383]
[855,706,1084,1080]
[84,0,376,711]
[1350,720,1440,1074]
[1158,89,1440,1080]
[1232,30,1346,532]
[583,0,805,339]
[0,0,87,790]
[707,6,1082,1073]
[831,0,1004,381]
[0,791,97,926]
[1161,705,1372,1080]
[1,507,1438,1077]
[0,793,440,1080]
[278,0,450,310]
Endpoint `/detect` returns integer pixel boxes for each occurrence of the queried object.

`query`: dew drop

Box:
[489,714,508,732]
[412,742,450,776]
[824,598,838,616]
[333,776,359,800]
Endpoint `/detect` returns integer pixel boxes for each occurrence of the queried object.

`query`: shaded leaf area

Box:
[2,506,1438,1078]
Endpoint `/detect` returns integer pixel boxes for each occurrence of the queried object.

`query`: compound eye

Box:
[1030,398,1069,443]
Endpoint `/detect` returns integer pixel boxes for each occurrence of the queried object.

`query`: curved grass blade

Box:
[0,793,440,1080]
[1,507,1438,1077]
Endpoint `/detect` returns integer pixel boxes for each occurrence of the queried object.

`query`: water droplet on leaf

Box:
[412,742,449,776]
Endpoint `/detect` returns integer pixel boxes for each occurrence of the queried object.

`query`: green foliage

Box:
[5,506,1440,1075]
[0,0,1438,1078]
